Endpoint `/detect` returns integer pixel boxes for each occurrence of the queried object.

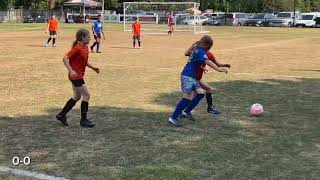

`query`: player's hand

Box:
[69,70,77,77]
[93,67,100,74]
[225,64,231,68]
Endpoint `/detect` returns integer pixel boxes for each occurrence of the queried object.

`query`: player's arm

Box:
[205,59,228,73]
[100,26,105,39]
[87,63,100,73]
[91,23,96,35]
[212,58,231,68]
[63,56,77,77]
[45,22,49,33]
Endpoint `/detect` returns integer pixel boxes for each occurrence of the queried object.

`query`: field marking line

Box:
[0,166,69,180]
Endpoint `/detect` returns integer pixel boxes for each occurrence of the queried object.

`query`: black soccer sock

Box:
[60,98,77,116]
[138,40,141,47]
[47,37,52,44]
[52,38,56,45]
[81,101,89,120]
[206,93,213,108]
[91,42,97,49]
[133,40,136,47]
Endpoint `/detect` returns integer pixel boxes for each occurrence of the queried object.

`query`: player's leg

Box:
[169,76,195,127]
[137,35,141,48]
[52,32,57,47]
[182,79,205,121]
[96,34,101,53]
[199,80,221,115]
[90,35,97,52]
[133,36,136,48]
[79,84,95,128]
[45,31,53,47]
[56,82,82,126]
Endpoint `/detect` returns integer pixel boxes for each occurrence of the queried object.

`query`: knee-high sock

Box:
[171,98,191,119]
[206,93,213,108]
[59,98,77,116]
[184,94,205,113]
[47,37,52,44]
[81,101,89,120]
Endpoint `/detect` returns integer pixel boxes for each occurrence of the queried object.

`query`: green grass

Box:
[0,23,319,179]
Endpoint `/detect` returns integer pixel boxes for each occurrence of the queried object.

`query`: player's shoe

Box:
[56,114,69,126]
[181,111,195,121]
[168,117,182,127]
[44,43,48,47]
[207,106,221,115]
[52,44,57,47]
[96,51,102,53]
[80,119,95,128]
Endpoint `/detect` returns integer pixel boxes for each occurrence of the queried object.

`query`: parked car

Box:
[315,17,320,27]
[181,15,209,25]
[23,14,48,23]
[207,13,249,26]
[244,13,276,26]
[268,12,302,27]
[202,12,225,18]
[295,12,320,27]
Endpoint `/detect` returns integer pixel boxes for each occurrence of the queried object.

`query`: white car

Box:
[295,12,320,27]
[181,15,209,25]
[269,12,302,27]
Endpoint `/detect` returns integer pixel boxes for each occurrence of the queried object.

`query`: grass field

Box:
[0,23,319,179]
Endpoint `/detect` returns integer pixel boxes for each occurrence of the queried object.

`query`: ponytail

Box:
[72,40,78,48]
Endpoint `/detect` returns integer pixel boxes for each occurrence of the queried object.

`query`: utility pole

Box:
[293,0,296,27]
[102,0,105,23]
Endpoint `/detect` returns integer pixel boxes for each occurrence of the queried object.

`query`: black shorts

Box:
[49,30,57,36]
[133,35,140,41]
[71,79,85,87]
[94,33,101,40]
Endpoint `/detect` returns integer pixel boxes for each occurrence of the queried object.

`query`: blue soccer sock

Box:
[96,43,100,51]
[184,94,205,113]
[171,98,191,119]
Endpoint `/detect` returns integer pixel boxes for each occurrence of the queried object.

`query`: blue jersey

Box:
[181,47,208,78]
[93,20,102,34]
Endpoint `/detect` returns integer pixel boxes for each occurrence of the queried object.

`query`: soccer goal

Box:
[123,2,209,34]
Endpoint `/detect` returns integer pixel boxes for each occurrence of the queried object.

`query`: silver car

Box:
[269,12,302,27]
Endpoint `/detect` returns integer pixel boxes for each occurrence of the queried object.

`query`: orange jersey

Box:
[132,22,142,36]
[48,19,59,31]
[66,43,89,80]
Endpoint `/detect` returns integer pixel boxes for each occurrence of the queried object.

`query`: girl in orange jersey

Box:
[56,29,100,128]
[44,15,59,47]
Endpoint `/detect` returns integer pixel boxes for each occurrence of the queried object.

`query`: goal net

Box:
[123,2,209,34]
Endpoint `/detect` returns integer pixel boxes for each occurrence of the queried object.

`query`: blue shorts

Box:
[181,75,202,93]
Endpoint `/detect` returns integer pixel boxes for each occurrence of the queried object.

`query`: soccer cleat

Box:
[44,43,48,47]
[181,111,195,121]
[80,119,95,128]
[56,114,69,126]
[96,51,102,53]
[52,45,57,47]
[168,118,182,127]
[207,106,221,115]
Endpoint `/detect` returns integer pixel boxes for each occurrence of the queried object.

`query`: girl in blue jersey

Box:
[90,15,105,53]
[168,35,228,127]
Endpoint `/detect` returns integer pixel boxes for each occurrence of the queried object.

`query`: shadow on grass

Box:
[0,78,319,179]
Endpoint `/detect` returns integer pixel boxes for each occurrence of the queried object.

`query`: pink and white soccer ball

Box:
[250,103,264,116]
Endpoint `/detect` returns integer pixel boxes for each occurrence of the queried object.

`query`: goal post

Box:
[123,2,209,34]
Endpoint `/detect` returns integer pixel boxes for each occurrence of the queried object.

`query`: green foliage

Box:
[1,0,320,12]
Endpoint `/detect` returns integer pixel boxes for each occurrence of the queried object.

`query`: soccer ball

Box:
[250,103,264,116]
